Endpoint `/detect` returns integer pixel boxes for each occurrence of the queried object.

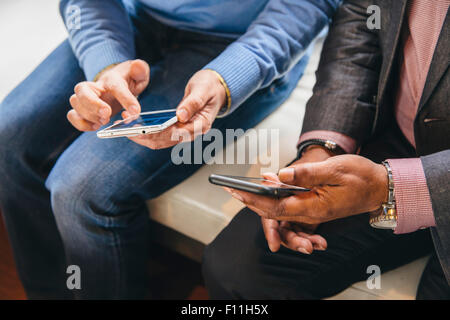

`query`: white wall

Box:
[0,0,67,101]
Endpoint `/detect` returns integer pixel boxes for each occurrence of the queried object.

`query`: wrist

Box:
[94,63,119,82]
[286,146,331,167]
[304,145,336,157]
[297,139,346,162]
[205,69,231,117]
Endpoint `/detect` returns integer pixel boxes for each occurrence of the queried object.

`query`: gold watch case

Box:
[369,204,397,229]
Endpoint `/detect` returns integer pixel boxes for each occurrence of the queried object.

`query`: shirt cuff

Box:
[386,158,436,234]
[80,40,135,81]
[203,43,261,114]
[297,130,357,154]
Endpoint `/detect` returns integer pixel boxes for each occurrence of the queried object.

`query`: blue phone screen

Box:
[110,111,176,130]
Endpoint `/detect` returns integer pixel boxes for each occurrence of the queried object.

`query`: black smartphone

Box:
[208,174,310,198]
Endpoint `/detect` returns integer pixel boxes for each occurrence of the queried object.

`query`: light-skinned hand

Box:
[68,59,150,131]
[128,69,226,149]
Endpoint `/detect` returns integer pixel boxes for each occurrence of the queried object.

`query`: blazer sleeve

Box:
[421,150,450,282]
[301,0,382,146]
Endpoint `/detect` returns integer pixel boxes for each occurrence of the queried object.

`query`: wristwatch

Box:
[296,139,346,159]
[369,161,398,229]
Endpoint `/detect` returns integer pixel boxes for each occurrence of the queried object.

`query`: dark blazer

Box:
[301,0,449,282]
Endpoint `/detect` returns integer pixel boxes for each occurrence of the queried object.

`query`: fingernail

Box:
[223,187,232,193]
[92,123,101,130]
[230,192,244,202]
[177,108,188,122]
[99,107,109,118]
[298,248,310,255]
[316,246,326,251]
[262,172,277,179]
[279,167,295,183]
[130,105,140,114]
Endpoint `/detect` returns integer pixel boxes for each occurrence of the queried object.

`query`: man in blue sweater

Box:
[0,0,339,299]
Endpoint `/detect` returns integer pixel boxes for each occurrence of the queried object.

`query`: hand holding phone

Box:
[68,60,150,132]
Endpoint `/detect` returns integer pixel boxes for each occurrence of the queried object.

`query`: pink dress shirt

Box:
[298,0,449,234]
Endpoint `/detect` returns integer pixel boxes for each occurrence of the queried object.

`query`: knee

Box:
[0,122,11,192]
[0,121,8,168]
[0,101,13,158]
[48,170,90,223]
[0,95,33,164]
[203,235,275,299]
[202,241,227,289]
[203,209,329,299]
[203,238,327,300]
[46,165,115,228]
[0,100,26,181]
[46,158,141,230]
[202,240,239,299]
[202,211,263,299]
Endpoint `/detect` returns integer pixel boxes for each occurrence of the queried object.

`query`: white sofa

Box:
[147,39,429,300]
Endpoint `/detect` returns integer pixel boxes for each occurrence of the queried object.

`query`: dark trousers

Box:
[203,122,450,299]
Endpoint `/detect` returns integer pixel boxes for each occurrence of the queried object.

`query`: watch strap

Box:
[369,161,397,229]
[297,139,346,159]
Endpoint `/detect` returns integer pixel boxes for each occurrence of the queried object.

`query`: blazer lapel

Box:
[418,8,450,112]
[377,0,408,98]
[372,0,408,133]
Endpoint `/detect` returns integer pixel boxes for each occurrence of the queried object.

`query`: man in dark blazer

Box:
[203,0,449,299]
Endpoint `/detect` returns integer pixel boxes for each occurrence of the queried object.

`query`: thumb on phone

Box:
[278,162,330,188]
[176,85,210,123]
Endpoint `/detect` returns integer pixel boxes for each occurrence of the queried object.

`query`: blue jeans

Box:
[0,15,309,299]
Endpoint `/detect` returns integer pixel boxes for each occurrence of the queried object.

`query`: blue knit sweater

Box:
[60,0,339,113]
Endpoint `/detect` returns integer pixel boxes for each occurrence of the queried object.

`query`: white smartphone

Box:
[96,109,178,139]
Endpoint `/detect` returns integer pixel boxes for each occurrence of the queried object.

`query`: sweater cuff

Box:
[80,41,135,81]
[386,158,436,234]
[203,43,261,114]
